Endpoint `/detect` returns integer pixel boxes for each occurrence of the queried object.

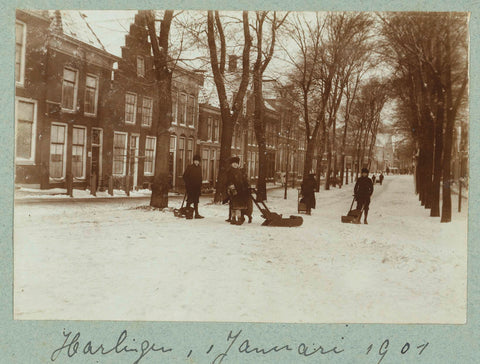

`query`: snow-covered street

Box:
[14,175,467,323]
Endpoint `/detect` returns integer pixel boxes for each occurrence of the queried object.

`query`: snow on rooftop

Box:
[48,10,107,52]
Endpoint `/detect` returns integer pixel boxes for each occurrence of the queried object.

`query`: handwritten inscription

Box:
[50,329,172,364]
[50,328,429,363]
[205,329,344,363]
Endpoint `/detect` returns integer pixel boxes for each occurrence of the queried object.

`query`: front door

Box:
[91,128,103,189]
[130,134,139,189]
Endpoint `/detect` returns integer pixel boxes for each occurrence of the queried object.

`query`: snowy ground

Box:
[14,175,467,323]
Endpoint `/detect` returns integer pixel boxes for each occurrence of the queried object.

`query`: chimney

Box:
[50,10,63,34]
[228,55,238,72]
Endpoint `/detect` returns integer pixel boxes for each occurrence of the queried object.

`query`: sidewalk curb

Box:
[14,186,285,204]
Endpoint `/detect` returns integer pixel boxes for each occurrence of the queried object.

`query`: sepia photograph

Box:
[13,9,468,324]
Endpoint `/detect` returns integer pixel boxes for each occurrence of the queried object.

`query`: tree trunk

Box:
[253,67,267,201]
[304,135,317,180]
[324,128,331,190]
[314,121,326,191]
[150,76,173,208]
[215,113,235,201]
[430,79,445,217]
[143,10,174,209]
[208,11,251,202]
[332,116,338,187]
[441,25,455,222]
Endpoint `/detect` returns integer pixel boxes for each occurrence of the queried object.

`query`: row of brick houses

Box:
[15,10,206,191]
[15,10,309,193]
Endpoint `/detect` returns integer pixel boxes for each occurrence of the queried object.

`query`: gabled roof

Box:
[49,10,107,52]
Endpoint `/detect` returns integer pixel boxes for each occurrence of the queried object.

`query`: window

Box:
[169,135,177,186]
[125,93,137,124]
[84,74,98,116]
[113,132,127,175]
[49,124,67,179]
[178,136,185,174]
[236,126,241,149]
[178,93,187,125]
[141,97,153,127]
[171,91,177,124]
[144,136,156,175]
[202,149,209,181]
[15,21,26,85]
[136,56,145,77]
[210,149,216,183]
[15,98,37,164]
[72,126,86,179]
[62,68,78,111]
[212,119,219,142]
[187,138,194,164]
[187,95,195,127]
[207,117,212,141]
[248,151,253,178]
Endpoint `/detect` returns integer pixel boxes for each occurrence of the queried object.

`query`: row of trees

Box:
[143,10,468,222]
[380,13,468,222]
[281,13,392,191]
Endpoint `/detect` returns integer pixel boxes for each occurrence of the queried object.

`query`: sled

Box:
[341,196,363,224]
[173,194,194,218]
[250,189,303,227]
[297,188,308,214]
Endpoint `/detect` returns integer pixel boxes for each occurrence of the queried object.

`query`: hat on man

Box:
[361,168,369,173]
[230,156,240,164]
[193,154,201,162]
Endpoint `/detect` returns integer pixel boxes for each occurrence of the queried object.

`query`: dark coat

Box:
[301,176,316,209]
[354,176,374,199]
[226,166,250,210]
[183,164,202,203]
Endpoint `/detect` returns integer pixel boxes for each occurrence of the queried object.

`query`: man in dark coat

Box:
[354,167,374,224]
[379,172,384,185]
[183,154,204,219]
[225,156,250,225]
[301,173,316,215]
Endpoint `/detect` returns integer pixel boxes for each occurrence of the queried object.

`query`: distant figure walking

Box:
[372,174,377,184]
[226,156,250,225]
[300,173,316,215]
[183,154,204,219]
[354,168,374,224]
[379,173,384,185]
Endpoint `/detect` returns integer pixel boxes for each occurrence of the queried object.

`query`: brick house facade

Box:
[15,10,203,192]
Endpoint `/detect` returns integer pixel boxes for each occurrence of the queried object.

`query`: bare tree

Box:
[380,12,468,222]
[252,11,288,201]
[142,10,175,208]
[207,11,251,202]
[281,13,326,186]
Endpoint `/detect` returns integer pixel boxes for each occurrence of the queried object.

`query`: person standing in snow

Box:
[371,174,376,184]
[301,173,316,215]
[225,156,250,225]
[183,154,204,219]
[354,167,374,224]
[379,172,384,185]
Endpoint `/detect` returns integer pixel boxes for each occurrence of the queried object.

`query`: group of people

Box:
[182,155,252,225]
[371,172,385,185]
[300,167,375,224]
[183,154,378,225]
